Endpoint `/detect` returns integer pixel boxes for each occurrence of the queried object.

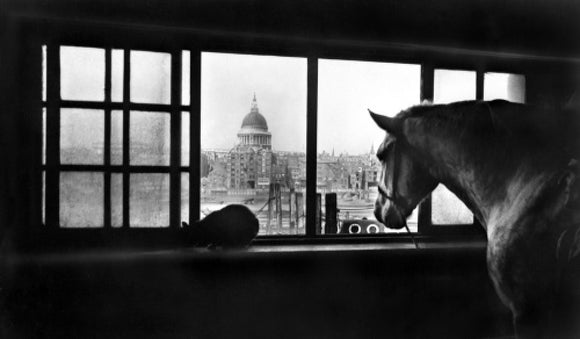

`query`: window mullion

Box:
[104,48,112,229]
[122,49,130,228]
[417,62,434,234]
[45,44,61,229]
[170,49,182,228]
[476,69,484,100]
[306,57,318,237]
[189,50,201,225]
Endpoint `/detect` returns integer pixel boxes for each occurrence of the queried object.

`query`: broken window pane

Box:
[182,111,190,166]
[60,108,104,164]
[318,59,421,233]
[432,69,476,225]
[60,46,105,101]
[201,52,307,235]
[60,172,104,227]
[111,49,124,102]
[129,173,169,227]
[182,50,190,106]
[111,173,123,227]
[484,72,526,103]
[111,110,123,165]
[181,173,189,224]
[130,51,171,104]
[130,111,170,166]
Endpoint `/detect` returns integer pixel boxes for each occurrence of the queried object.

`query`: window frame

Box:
[25,18,542,248]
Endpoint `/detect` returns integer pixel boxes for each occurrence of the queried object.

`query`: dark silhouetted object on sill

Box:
[182,204,259,249]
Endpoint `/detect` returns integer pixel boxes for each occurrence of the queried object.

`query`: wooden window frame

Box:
[23,19,544,249]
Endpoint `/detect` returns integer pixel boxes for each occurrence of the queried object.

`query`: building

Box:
[226,94,273,189]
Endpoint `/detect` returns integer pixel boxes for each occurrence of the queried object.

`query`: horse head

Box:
[370,110,438,229]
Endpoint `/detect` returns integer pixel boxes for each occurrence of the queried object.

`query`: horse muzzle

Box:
[374,200,406,230]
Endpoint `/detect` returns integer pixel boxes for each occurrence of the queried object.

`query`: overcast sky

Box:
[201,52,308,152]
[201,53,421,155]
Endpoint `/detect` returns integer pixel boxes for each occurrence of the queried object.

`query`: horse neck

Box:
[409,131,567,234]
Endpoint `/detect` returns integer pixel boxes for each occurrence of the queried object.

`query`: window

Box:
[317,59,421,234]
[43,45,190,228]
[484,72,526,103]
[38,34,525,242]
[200,52,307,235]
[431,69,476,226]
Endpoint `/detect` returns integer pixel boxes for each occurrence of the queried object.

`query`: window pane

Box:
[111,173,123,227]
[130,51,171,104]
[182,111,190,166]
[434,69,476,104]
[130,173,169,227]
[484,72,526,103]
[201,52,307,235]
[60,46,105,101]
[181,173,189,224]
[111,49,124,102]
[60,172,104,227]
[431,185,473,224]
[318,59,421,234]
[432,69,475,225]
[42,45,47,102]
[60,108,104,164]
[130,111,170,165]
[182,50,190,106]
[111,110,123,165]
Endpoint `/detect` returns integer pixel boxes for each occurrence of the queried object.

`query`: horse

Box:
[370,99,580,339]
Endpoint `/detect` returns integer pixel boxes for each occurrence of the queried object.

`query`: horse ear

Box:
[369,109,402,135]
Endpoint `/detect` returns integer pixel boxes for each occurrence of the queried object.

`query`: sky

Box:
[201,52,308,152]
[201,53,422,154]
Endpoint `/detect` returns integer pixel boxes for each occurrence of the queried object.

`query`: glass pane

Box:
[432,185,473,224]
[60,46,105,101]
[111,110,123,165]
[182,50,190,106]
[60,108,104,164]
[129,173,169,227]
[201,52,307,235]
[111,49,124,102]
[484,72,526,103]
[318,59,421,234]
[432,69,475,225]
[42,45,47,102]
[434,69,476,104]
[60,172,104,227]
[42,108,46,165]
[130,111,170,165]
[130,51,171,104]
[181,173,189,224]
[111,173,123,227]
[182,111,190,166]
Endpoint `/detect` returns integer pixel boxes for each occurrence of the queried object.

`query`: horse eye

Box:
[377,185,387,196]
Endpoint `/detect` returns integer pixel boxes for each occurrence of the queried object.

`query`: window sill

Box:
[3,235,487,267]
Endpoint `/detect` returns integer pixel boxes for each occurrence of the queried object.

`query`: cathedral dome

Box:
[240,94,268,132]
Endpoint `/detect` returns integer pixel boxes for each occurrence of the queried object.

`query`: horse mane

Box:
[398,100,578,164]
